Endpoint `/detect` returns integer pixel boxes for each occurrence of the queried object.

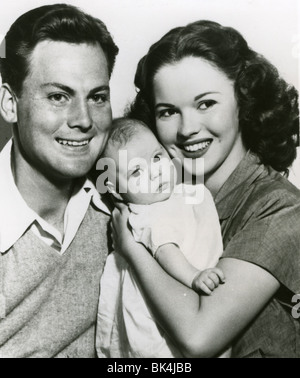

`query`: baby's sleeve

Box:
[128,202,185,257]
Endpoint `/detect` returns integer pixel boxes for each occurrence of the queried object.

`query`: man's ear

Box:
[106,181,123,201]
[0,84,18,124]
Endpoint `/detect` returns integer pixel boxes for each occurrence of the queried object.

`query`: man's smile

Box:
[56,138,92,147]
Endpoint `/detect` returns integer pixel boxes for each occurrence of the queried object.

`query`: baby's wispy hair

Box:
[102,117,150,157]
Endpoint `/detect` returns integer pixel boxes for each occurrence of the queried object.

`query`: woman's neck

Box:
[205,143,247,198]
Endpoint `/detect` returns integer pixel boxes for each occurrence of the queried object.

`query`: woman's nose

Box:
[178,110,202,139]
[68,99,92,130]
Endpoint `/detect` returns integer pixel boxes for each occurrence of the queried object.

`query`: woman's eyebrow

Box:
[194,92,220,101]
[155,92,220,109]
[155,103,176,109]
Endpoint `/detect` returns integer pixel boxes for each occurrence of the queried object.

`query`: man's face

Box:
[14,40,112,181]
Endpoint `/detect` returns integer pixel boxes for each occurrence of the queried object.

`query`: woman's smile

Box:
[179,138,213,157]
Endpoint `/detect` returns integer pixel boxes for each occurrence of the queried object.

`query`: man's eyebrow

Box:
[41,83,75,95]
[41,83,110,97]
[88,86,110,97]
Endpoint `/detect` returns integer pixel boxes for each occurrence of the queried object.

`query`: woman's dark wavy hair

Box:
[129,20,299,173]
[0,3,119,96]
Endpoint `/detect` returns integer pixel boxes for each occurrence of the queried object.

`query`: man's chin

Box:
[46,165,94,183]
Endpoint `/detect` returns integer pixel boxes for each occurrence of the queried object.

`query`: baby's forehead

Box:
[114,126,155,149]
[125,124,152,140]
[104,124,162,165]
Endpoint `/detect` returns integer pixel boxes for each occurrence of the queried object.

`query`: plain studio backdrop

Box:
[0,0,299,183]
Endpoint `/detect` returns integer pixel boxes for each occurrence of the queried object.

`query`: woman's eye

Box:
[197,100,217,110]
[157,108,178,119]
[49,93,68,104]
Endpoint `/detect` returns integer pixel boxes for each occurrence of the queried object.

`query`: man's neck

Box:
[12,148,75,232]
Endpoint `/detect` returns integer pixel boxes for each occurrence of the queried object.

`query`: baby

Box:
[96,118,226,358]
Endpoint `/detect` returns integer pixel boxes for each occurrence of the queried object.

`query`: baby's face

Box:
[110,128,176,205]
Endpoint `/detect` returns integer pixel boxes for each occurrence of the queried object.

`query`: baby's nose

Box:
[150,162,161,180]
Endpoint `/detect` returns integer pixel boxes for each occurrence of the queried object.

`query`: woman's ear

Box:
[106,181,123,201]
[0,84,18,124]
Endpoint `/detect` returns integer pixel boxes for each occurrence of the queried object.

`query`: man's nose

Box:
[178,110,202,139]
[68,99,92,130]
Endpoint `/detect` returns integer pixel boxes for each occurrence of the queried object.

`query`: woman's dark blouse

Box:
[215,152,300,358]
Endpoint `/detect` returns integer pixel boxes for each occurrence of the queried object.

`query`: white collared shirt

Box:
[0,140,110,254]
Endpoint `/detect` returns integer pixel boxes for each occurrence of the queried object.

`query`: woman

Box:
[112,20,300,358]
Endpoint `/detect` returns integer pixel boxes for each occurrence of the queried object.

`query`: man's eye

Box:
[153,154,161,162]
[48,93,68,105]
[91,94,109,104]
[49,93,68,104]
[197,100,217,110]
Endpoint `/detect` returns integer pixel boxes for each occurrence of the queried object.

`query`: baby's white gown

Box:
[96,184,228,358]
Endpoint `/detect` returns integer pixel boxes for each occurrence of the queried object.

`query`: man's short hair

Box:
[0,3,119,95]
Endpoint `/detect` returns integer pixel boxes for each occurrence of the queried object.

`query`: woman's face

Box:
[153,56,247,191]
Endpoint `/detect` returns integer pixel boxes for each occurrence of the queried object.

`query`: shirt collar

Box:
[88,182,111,215]
[0,140,110,254]
[214,151,266,220]
[0,140,37,253]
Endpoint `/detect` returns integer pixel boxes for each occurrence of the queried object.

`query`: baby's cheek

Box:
[128,176,142,195]
[138,175,150,193]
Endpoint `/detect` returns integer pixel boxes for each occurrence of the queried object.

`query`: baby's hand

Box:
[191,268,225,295]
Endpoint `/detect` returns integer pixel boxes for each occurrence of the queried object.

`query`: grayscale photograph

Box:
[0,0,299,361]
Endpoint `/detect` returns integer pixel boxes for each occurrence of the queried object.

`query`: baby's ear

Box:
[106,181,123,201]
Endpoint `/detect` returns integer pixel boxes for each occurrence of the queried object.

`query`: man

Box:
[0,4,118,357]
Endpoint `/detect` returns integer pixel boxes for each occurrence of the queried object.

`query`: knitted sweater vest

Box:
[0,204,110,358]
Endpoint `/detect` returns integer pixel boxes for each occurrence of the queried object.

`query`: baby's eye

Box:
[153,154,161,162]
[131,168,141,178]
[197,100,217,111]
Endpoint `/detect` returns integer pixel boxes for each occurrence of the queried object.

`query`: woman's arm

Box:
[112,204,280,357]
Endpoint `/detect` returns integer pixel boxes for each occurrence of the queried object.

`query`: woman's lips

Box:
[179,139,212,157]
